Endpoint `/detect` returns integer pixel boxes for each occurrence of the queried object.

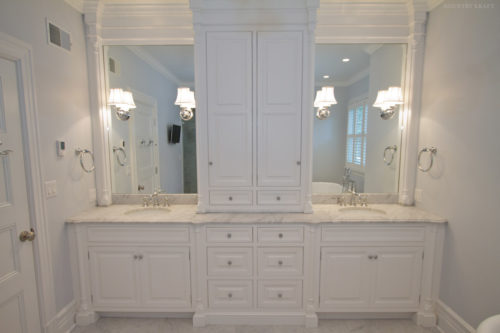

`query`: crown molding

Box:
[315,66,369,88]
[126,46,182,85]
[427,0,446,11]
[65,0,84,13]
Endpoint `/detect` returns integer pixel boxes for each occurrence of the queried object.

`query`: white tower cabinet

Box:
[193,0,318,212]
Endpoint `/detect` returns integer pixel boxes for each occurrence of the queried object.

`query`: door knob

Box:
[19,228,36,242]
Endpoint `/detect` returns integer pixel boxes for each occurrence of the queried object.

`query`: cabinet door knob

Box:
[278,233,283,239]
[209,161,213,166]
[368,255,373,260]
[228,293,233,298]
[278,260,283,266]
[373,255,378,260]
[133,255,138,260]
[296,161,301,165]
[227,233,232,239]
[276,196,281,201]
[277,293,283,298]
[228,196,233,201]
[227,260,232,266]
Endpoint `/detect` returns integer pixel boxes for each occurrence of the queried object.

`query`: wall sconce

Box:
[175,87,196,121]
[314,86,337,120]
[373,86,403,120]
[108,88,136,121]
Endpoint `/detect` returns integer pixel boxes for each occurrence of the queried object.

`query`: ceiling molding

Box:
[427,0,446,11]
[363,44,382,55]
[64,0,84,13]
[125,46,182,85]
[316,66,369,88]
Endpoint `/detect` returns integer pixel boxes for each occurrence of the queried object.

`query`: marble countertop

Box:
[66,204,447,224]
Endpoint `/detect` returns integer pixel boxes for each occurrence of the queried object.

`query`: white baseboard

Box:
[45,300,77,333]
[436,300,476,333]
[193,311,316,327]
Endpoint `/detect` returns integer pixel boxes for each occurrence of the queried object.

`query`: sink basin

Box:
[124,207,170,216]
[338,207,386,215]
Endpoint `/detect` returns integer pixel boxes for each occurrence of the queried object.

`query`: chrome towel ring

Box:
[383,145,398,166]
[75,148,95,173]
[418,147,437,172]
[112,146,127,166]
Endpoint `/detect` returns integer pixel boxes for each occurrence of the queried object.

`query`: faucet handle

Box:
[360,195,368,207]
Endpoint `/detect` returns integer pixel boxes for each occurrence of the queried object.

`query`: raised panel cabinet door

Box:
[89,247,140,307]
[257,31,303,187]
[206,32,253,187]
[139,247,191,308]
[371,247,423,308]
[319,247,371,309]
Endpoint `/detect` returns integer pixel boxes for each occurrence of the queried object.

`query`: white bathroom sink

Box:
[338,207,387,215]
[124,207,170,216]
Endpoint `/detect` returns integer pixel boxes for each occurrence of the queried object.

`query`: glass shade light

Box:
[314,86,337,120]
[175,87,196,121]
[108,88,136,121]
[373,86,403,120]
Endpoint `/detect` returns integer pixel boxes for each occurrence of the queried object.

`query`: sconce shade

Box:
[108,88,136,112]
[374,87,403,111]
[175,87,196,108]
[314,86,337,108]
[373,90,390,110]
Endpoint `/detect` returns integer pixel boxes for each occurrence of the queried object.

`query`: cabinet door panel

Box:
[207,32,252,187]
[89,247,139,307]
[371,247,423,308]
[257,32,302,187]
[320,247,371,308]
[140,247,191,308]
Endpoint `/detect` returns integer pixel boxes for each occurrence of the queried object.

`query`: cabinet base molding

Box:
[75,310,99,326]
[317,312,413,320]
[193,311,318,327]
[414,311,438,328]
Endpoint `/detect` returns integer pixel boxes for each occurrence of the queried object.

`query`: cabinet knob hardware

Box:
[368,255,373,260]
[227,233,232,239]
[278,260,283,266]
[278,233,283,239]
[373,255,378,260]
[296,161,301,165]
[227,260,232,266]
[133,255,138,260]
[277,293,283,298]
[276,196,281,201]
[19,228,36,242]
[228,293,232,298]
[228,196,233,201]
[209,161,213,166]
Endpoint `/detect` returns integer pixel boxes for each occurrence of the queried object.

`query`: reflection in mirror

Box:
[313,44,406,194]
[105,45,196,194]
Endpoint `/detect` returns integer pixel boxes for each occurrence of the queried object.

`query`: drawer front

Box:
[87,226,189,243]
[257,227,304,243]
[321,226,426,243]
[257,190,300,205]
[207,247,253,276]
[258,247,303,277]
[258,280,302,308]
[208,280,253,309]
[206,227,253,243]
[209,190,252,205]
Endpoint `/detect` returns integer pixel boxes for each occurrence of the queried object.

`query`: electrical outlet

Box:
[89,188,97,203]
[414,188,423,202]
[45,180,58,198]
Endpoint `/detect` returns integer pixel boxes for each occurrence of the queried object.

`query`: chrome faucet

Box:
[338,185,368,207]
[143,188,168,207]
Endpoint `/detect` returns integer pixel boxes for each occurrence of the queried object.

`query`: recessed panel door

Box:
[0,56,41,333]
[206,32,253,187]
[257,32,303,187]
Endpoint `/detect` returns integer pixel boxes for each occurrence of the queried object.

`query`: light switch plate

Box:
[45,180,57,198]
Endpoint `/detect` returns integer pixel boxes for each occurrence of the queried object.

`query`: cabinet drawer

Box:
[258,247,303,277]
[209,191,252,205]
[207,247,253,277]
[257,191,300,205]
[321,226,425,243]
[87,226,190,243]
[257,227,304,243]
[206,227,253,243]
[258,280,302,308]
[208,280,253,309]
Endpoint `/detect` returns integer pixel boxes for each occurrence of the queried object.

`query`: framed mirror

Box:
[313,44,407,195]
[104,45,196,194]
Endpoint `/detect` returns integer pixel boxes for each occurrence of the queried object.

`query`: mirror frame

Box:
[83,1,427,206]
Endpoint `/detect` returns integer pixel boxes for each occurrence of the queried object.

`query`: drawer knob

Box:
[227,260,232,266]
[278,260,283,266]
[374,255,378,260]
[209,161,213,166]
[228,196,233,201]
[227,233,232,239]
[228,293,233,298]
[278,293,283,298]
[276,196,281,201]
[296,161,301,165]
[278,233,283,239]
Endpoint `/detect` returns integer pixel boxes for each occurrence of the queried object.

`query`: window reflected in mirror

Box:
[105,45,196,194]
[313,44,406,194]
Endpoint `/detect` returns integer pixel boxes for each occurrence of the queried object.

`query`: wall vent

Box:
[47,20,72,51]
[108,57,120,75]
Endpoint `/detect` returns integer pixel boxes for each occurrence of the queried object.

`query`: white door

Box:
[89,247,140,307]
[131,95,160,194]
[206,32,253,187]
[371,247,423,308]
[319,247,371,309]
[0,57,41,332]
[139,247,191,308]
[257,32,303,187]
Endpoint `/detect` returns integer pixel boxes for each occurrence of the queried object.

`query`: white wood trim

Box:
[427,0,446,11]
[45,300,77,333]
[64,0,84,13]
[0,31,58,330]
[435,300,476,333]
